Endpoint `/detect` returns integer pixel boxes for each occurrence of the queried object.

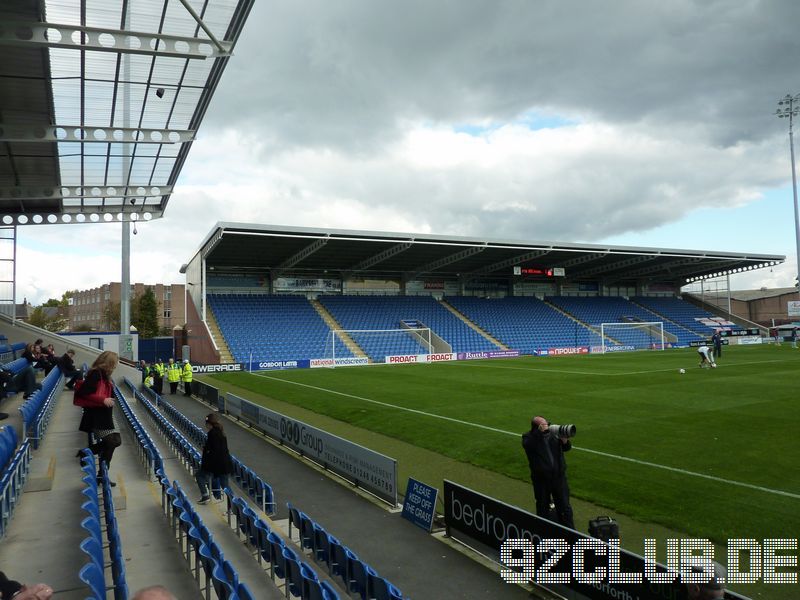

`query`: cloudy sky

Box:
[17,0,800,304]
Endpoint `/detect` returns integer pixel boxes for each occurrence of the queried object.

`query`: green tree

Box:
[28,306,68,332]
[28,306,49,328]
[103,301,121,331]
[134,287,159,339]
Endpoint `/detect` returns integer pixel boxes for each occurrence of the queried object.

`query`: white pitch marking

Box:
[443,357,795,377]
[251,371,800,500]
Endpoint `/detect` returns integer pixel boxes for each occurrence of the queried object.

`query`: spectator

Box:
[144,369,156,393]
[41,344,58,376]
[195,412,233,504]
[138,359,148,384]
[0,572,53,599]
[15,343,43,399]
[74,351,122,486]
[132,585,177,600]
[57,349,82,390]
[677,561,726,599]
[522,415,575,529]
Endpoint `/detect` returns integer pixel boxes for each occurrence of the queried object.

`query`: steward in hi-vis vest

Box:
[166,358,181,395]
[181,360,193,397]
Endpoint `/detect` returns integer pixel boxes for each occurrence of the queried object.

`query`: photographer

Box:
[522,416,575,529]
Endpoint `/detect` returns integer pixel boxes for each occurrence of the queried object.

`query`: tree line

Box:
[28,287,169,338]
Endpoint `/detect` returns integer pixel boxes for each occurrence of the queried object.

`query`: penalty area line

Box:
[252,372,800,500]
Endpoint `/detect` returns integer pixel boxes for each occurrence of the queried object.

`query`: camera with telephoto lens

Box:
[548,424,576,438]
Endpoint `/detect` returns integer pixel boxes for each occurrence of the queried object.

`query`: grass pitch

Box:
[210,344,799,545]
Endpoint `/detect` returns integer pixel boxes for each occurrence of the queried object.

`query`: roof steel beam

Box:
[672,260,761,280]
[0,21,232,59]
[0,185,171,200]
[272,236,330,278]
[613,257,704,280]
[573,255,657,278]
[0,124,194,144]
[407,244,487,279]
[560,252,607,268]
[464,249,552,278]
[344,242,413,274]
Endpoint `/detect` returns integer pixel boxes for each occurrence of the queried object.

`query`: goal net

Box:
[325,328,433,366]
[599,322,665,353]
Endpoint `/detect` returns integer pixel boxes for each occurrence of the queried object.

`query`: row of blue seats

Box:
[78,451,128,600]
[225,491,340,600]
[116,383,165,478]
[138,387,277,515]
[163,477,256,600]
[116,381,253,599]
[0,426,30,540]
[0,343,27,364]
[143,368,403,600]
[19,366,64,449]
[287,502,404,600]
[0,426,16,472]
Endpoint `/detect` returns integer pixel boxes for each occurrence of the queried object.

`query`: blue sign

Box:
[401,478,438,532]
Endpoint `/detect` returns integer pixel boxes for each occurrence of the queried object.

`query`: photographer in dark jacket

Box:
[195,413,233,504]
[522,415,575,529]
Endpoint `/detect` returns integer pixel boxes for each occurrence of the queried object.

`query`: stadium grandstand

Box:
[181,223,783,366]
[0,0,787,597]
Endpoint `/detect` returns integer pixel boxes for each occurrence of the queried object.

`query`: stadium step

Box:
[438,299,510,349]
[0,386,200,597]
[206,307,235,363]
[309,298,369,360]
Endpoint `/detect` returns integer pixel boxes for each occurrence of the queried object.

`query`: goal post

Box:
[325,327,434,366]
[599,322,665,353]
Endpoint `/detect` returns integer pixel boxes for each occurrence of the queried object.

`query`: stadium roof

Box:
[190,223,786,285]
[0,0,254,226]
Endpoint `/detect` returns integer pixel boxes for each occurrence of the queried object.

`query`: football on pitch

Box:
[711,364,717,368]
[679,368,685,374]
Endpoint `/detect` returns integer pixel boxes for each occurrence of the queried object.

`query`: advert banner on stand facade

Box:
[225,394,397,505]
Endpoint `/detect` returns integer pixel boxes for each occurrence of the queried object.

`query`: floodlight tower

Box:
[775,93,800,298]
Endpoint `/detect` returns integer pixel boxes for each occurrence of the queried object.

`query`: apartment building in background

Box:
[70,282,186,332]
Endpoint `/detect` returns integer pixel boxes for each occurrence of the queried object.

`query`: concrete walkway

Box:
[162,392,537,599]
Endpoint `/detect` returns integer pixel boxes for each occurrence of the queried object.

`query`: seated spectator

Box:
[16,343,43,399]
[0,571,53,599]
[144,369,156,393]
[41,344,58,376]
[57,349,83,389]
[132,586,176,600]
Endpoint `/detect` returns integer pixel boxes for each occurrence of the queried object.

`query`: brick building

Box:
[70,282,185,332]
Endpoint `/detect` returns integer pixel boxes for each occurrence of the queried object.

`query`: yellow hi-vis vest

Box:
[182,363,193,382]
[167,363,181,383]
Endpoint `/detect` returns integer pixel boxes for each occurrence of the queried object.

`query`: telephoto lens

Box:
[548,424,577,438]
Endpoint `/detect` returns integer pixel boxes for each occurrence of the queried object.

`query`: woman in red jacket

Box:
[74,351,122,486]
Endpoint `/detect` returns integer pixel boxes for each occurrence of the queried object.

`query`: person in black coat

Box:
[195,412,233,504]
[57,349,83,389]
[522,415,575,529]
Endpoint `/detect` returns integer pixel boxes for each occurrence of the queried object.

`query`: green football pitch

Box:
[208,344,799,547]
